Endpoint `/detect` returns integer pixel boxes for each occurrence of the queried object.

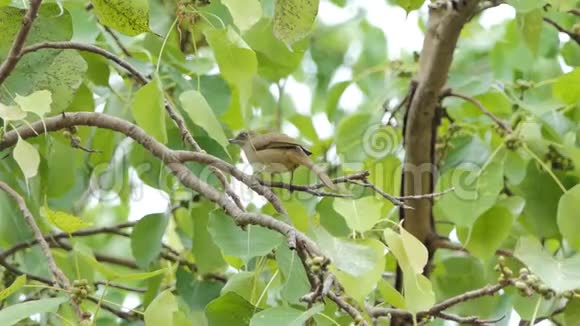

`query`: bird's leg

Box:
[289,171,295,193]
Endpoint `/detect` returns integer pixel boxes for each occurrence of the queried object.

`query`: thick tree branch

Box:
[394,3,481,323]
[0,0,43,84]
[402,0,480,248]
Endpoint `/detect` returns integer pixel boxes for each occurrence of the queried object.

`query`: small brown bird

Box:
[229,131,335,189]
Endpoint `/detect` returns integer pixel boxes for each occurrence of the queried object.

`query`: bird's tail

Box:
[305,159,336,190]
[289,150,336,190]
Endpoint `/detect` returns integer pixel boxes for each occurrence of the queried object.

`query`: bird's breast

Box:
[242,146,298,173]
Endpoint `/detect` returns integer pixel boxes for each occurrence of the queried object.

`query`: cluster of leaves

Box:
[0,0,579,325]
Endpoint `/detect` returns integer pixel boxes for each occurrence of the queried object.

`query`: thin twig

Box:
[385,92,410,127]
[103,25,132,57]
[543,17,580,45]
[95,281,146,293]
[0,0,43,84]
[327,291,367,325]
[348,180,409,207]
[432,311,504,325]
[261,171,370,192]
[442,90,513,133]
[0,181,84,320]
[397,187,455,200]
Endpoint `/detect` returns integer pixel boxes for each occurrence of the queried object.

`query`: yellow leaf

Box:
[41,206,91,233]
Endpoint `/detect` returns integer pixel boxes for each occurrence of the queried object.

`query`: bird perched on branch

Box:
[229,131,336,189]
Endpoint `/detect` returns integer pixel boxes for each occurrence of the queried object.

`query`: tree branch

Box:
[19,40,246,211]
[0,0,43,84]
[20,41,148,83]
[0,111,367,320]
[543,17,580,45]
[369,281,510,323]
[0,181,84,320]
[441,90,513,133]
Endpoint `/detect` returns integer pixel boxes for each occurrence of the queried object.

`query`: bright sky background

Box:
[125,2,561,323]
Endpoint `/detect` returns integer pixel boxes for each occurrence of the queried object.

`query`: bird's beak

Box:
[228,138,238,144]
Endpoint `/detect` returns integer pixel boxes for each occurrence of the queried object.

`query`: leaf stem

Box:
[155,18,178,76]
[529,296,542,325]
[522,143,567,193]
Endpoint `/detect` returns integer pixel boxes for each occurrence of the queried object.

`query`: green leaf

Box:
[434,155,504,227]
[565,299,580,326]
[205,27,257,130]
[504,149,528,184]
[562,41,580,67]
[432,256,499,317]
[91,0,150,36]
[207,210,283,262]
[222,0,262,31]
[333,196,384,232]
[205,292,256,326]
[40,206,92,233]
[191,202,227,274]
[399,226,429,274]
[313,227,384,284]
[244,18,308,81]
[394,0,424,13]
[250,304,324,326]
[144,290,178,326]
[335,113,372,162]
[384,228,435,313]
[506,0,547,12]
[13,90,52,117]
[276,244,310,304]
[553,68,580,105]
[221,272,266,307]
[332,238,385,302]
[0,103,26,121]
[0,275,26,301]
[0,297,69,325]
[517,9,543,55]
[456,205,515,260]
[325,81,350,120]
[176,267,223,311]
[131,77,167,144]
[317,197,350,237]
[13,137,40,180]
[273,0,319,47]
[378,278,405,309]
[515,236,580,293]
[114,269,166,281]
[131,213,168,269]
[179,90,229,151]
[512,162,561,238]
[558,184,580,249]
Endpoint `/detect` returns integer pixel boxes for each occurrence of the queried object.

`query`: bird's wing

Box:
[250,133,312,155]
